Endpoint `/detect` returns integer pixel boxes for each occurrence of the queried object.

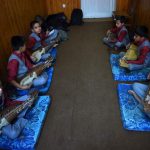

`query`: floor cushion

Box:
[0,96,51,150]
[110,54,150,81]
[118,83,150,131]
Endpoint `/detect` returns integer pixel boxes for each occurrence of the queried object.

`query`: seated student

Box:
[7,36,48,97]
[120,26,150,71]
[34,15,68,43]
[128,81,150,118]
[34,15,60,43]
[26,20,55,62]
[103,16,130,50]
[0,81,38,139]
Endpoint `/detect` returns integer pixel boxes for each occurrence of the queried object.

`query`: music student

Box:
[34,15,60,43]
[128,80,150,118]
[120,26,150,71]
[26,20,57,62]
[103,16,130,50]
[7,36,49,97]
[0,81,38,139]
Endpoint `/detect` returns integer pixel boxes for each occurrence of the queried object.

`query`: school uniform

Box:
[103,25,130,49]
[7,51,48,96]
[0,94,31,139]
[27,32,51,61]
[27,32,47,50]
[127,39,150,70]
[132,82,150,118]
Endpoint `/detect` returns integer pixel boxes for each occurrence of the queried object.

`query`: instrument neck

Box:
[35,61,50,76]
[44,42,55,53]
[3,91,38,122]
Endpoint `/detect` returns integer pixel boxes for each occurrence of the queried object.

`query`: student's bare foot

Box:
[128,90,135,95]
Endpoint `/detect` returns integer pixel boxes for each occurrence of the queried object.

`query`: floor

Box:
[37,22,150,150]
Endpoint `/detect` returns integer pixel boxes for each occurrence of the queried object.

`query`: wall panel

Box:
[116,0,130,12]
[135,0,150,31]
[0,0,47,81]
[116,0,150,34]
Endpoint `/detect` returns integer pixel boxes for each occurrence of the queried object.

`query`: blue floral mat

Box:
[38,67,54,94]
[0,96,51,150]
[118,83,150,131]
[50,47,57,59]
[110,54,150,81]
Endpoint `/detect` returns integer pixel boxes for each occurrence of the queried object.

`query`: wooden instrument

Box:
[17,56,54,86]
[119,44,138,68]
[119,59,129,68]
[106,32,117,42]
[31,41,58,62]
[0,90,39,129]
[122,44,138,61]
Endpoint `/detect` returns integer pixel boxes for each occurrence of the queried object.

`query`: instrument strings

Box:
[3,94,36,119]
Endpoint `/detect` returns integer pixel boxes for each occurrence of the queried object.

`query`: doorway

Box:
[81,0,116,18]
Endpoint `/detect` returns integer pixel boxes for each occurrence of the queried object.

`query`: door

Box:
[81,0,116,18]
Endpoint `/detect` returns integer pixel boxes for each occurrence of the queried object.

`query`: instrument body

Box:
[123,44,138,60]
[0,90,39,129]
[31,42,58,62]
[106,32,117,42]
[119,44,138,68]
[17,57,54,86]
[31,48,45,62]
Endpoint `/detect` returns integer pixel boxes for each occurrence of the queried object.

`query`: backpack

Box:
[70,9,83,25]
[45,13,69,31]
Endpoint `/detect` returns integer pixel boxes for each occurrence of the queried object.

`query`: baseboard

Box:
[83,18,112,22]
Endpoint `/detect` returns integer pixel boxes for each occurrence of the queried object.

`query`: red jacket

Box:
[27,32,47,50]
[7,51,33,82]
[127,39,150,64]
[111,25,128,42]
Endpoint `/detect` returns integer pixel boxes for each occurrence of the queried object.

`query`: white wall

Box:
[81,0,116,18]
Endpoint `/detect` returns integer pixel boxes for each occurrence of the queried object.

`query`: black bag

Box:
[45,13,69,31]
[70,9,83,25]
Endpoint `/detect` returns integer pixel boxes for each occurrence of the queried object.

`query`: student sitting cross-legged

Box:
[26,21,58,63]
[103,16,130,50]
[120,26,150,71]
[34,15,61,43]
[128,80,150,118]
[0,80,38,139]
[7,36,49,97]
